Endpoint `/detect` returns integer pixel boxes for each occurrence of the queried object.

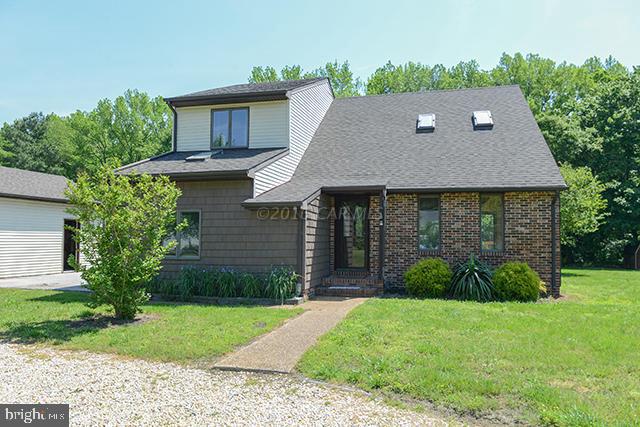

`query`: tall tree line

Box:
[0,89,172,179]
[251,55,638,266]
[1,54,638,266]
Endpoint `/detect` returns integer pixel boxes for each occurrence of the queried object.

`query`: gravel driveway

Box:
[0,343,450,426]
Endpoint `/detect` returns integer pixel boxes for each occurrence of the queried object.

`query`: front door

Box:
[63,219,79,271]
[335,197,369,270]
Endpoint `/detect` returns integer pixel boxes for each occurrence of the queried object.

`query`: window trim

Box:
[479,193,505,253]
[210,107,250,149]
[166,209,202,260]
[417,194,441,254]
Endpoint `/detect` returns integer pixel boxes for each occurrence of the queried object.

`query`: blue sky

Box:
[0,0,638,124]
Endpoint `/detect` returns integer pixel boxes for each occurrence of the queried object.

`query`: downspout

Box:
[379,188,387,286]
[167,102,178,152]
[551,191,558,298]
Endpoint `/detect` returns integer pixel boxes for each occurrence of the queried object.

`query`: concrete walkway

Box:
[0,272,87,292]
[214,297,366,373]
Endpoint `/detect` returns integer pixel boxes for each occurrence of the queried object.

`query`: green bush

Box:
[217,267,239,298]
[449,255,494,302]
[197,269,219,297]
[265,266,299,304]
[146,277,174,296]
[493,262,541,302]
[65,164,182,320]
[403,258,452,298]
[240,273,263,298]
[147,266,293,302]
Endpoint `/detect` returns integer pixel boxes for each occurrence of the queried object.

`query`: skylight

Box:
[417,113,436,132]
[186,151,214,162]
[472,110,493,129]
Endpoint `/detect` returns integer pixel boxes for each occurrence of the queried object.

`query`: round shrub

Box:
[493,262,540,302]
[404,258,452,298]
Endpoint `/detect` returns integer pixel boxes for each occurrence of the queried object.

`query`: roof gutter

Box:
[163,171,251,181]
[388,185,568,193]
[164,92,289,108]
[0,193,68,204]
[241,201,305,211]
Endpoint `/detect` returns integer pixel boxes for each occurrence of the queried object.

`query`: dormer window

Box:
[417,113,435,132]
[472,110,493,129]
[211,108,249,148]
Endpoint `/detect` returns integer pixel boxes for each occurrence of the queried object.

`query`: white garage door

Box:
[0,197,72,279]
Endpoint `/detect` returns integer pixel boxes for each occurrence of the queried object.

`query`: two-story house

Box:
[118,78,566,297]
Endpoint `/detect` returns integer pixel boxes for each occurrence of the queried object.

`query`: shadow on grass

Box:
[28,291,90,305]
[562,272,588,277]
[0,314,155,345]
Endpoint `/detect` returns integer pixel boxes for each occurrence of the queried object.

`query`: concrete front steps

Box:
[314,274,384,297]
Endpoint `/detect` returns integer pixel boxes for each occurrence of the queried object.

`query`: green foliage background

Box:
[1,53,638,266]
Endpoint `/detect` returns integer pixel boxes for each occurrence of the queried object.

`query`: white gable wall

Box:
[253,80,334,196]
[0,197,73,278]
[175,101,289,152]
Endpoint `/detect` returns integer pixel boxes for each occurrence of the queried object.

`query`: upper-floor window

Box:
[480,194,504,251]
[211,108,249,148]
[419,195,440,251]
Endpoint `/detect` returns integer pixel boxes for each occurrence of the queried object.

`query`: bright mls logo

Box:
[1,405,69,426]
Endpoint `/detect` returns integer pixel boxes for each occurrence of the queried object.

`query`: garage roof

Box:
[0,166,70,203]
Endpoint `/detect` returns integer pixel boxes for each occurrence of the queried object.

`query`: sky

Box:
[0,0,638,124]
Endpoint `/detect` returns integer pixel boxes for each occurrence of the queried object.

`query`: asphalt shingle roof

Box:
[0,166,70,203]
[117,148,288,178]
[246,85,566,206]
[166,78,327,103]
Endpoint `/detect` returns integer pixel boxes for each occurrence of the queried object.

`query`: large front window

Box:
[165,211,201,258]
[211,108,249,148]
[419,195,440,251]
[480,194,504,251]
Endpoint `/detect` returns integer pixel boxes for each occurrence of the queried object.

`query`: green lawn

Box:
[298,269,640,426]
[0,289,300,362]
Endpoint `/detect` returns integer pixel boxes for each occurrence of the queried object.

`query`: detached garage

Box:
[0,166,78,279]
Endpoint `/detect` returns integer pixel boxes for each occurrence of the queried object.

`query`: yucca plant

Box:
[265,266,299,304]
[217,267,238,298]
[240,273,263,298]
[449,255,494,302]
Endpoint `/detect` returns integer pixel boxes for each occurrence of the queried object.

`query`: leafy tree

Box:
[536,112,600,165]
[305,60,363,97]
[249,66,279,83]
[62,90,172,177]
[281,65,304,81]
[575,69,640,265]
[0,90,172,179]
[0,132,10,163]
[66,164,182,319]
[248,60,362,97]
[559,164,608,247]
[441,60,492,89]
[0,112,67,175]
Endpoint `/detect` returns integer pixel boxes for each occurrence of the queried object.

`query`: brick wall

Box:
[383,191,561,296]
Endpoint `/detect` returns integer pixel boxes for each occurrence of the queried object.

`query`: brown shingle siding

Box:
[161,180,299,277]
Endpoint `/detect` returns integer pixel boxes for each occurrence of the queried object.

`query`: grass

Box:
[0,289,301,362]
[298,269,640,426]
